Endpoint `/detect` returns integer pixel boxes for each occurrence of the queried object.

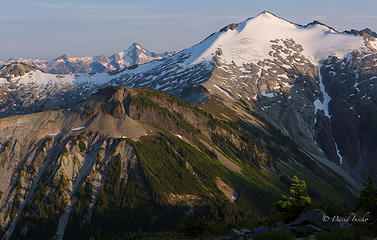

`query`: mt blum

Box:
[0,11,376,240]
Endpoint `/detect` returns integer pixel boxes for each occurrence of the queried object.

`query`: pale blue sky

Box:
[1,0,377,59]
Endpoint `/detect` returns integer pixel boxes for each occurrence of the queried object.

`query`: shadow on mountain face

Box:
[0,86,87,119]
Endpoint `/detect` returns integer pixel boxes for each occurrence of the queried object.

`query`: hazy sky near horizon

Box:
[1,0,377,59]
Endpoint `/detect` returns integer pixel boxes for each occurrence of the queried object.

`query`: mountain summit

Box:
[109,42,171,69]
[181,11,366,67]
[361,27,377,37]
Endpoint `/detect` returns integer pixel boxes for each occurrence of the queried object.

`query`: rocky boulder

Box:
[288,209,354,233]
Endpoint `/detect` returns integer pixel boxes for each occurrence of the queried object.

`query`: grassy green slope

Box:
[127,88,355,207]
[4,87,357,239]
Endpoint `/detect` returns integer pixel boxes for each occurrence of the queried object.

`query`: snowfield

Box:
[313,64,332,118]
[13,70,75,86]
[180,11,366,66]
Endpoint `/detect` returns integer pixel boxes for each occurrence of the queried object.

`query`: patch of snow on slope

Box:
[0,78,7,85]
[282,82,294,88]
[213,84,233,99]
[353,77,377,92]
[72,126,85,131]
[353,82,361,93]
[277,74,289,79]
[314,63,331,118]
[48,131,61,136]
[370,39,377,50]
[75,72,112,85]
[261,91,277,98]
[334,141,343,165]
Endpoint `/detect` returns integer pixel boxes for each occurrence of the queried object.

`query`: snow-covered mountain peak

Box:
[122,42,148,56]
[182,12,367,66]
[109,42,165,68]
[128,42,145,52]
[256,10,277,17]
[55,54,68,61]
[247,10,288,24]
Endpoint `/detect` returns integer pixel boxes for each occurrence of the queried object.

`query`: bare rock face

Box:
[0,63,36,78]
[0,87,158,239]
[315,52,377,182]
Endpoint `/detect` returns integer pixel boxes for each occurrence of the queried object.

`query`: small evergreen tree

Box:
[357,174,377,226]
[274,176,312,222]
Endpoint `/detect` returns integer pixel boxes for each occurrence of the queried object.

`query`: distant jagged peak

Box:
[126,42,148,54]
[361,28,377,37]
[341,28,377,40]
[54,54,69,61]
[129,42,144,50]
[303,20,338,32]
[122,42,175,58]
[111,42,171,67]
